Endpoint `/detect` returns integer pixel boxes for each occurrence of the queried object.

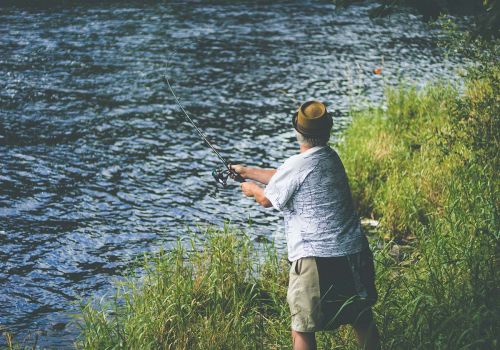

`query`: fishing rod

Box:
[165,77,244,187]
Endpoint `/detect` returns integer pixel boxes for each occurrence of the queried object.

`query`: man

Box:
[231,101,381,350]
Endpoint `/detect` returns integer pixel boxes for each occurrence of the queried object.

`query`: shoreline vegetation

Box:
[75,36,498,349]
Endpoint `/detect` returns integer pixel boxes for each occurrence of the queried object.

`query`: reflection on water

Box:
[0,0,460,347]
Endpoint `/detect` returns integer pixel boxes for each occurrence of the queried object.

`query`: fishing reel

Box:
[212,165,244,188]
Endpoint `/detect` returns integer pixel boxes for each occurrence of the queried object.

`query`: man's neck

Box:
[299,144,328,153]
[300,144,313,153]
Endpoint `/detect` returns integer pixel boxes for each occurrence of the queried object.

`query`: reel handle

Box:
[231,172,245,183]
[227,162,245,183]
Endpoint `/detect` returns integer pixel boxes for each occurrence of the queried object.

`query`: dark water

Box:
[0,0,461,347]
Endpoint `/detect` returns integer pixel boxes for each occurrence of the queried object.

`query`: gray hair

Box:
[295,131,330,147]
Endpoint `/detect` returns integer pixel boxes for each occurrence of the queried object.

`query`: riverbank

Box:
[74,62,498,349]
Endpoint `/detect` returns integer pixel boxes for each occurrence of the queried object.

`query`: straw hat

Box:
[292,100,332,137]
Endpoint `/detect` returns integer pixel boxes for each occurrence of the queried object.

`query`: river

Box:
[0,0,461,347]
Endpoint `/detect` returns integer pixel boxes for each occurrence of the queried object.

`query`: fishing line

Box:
[165,76,244,187]
[165,78,229,167]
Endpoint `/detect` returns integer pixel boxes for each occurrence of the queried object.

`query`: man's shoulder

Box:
[279,155,311,178]
[282,146,333,169]
[283,146,335,165]
[282,153,303,168]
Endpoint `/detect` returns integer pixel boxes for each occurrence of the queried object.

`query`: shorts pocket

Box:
[290,259,302,276]
[295,259,302,275]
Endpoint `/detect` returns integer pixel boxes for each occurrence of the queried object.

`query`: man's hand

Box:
[230,164,247,179]
[241,182,256,197]
[240,182,273,208]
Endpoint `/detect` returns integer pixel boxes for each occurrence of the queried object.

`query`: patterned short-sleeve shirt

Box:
[264,146,368,261]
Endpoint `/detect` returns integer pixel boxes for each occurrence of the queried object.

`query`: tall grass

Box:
[77,227,286,349]
[339,84,459,237]
[336,56,498,347]
[75,225,381,350]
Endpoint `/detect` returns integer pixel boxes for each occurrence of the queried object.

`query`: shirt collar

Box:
[298,145,327,158]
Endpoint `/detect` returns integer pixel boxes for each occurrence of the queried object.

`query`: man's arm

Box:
[231,165,276,185]
[240,182,273,208]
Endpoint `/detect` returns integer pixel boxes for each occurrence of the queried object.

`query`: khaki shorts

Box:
[287,249,377,332]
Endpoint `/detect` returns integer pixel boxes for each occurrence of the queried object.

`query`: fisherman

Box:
[231,101,381,350]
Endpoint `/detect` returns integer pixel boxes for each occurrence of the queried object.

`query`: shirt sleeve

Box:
[264,160,300,211]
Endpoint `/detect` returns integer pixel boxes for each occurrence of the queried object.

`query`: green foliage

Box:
[78,70,499,349]
[441,28,500,165]
[338,84,458,236]
[77,219,498,349]
[334,0,500,35]
[372,164,498,349]
[337,54,498,238]
[335,33,499,348]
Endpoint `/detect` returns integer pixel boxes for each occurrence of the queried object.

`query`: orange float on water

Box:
[373,68,382,75]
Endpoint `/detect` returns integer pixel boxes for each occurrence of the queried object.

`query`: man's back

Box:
[265,145,367,261]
